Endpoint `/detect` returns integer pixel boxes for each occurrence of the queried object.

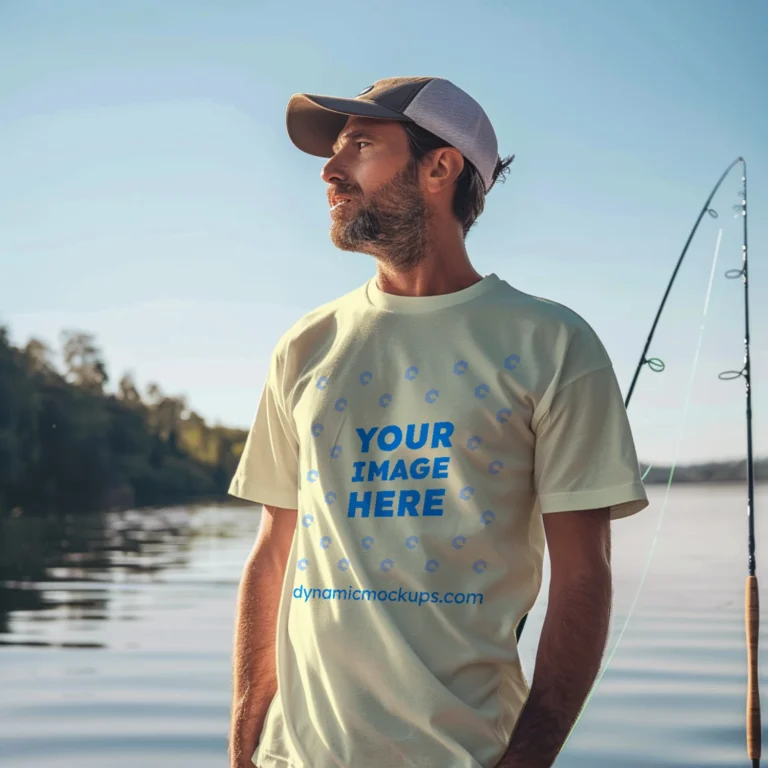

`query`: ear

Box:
[423,147,465,193]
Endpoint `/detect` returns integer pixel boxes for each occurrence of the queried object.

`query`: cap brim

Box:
[286,93,410,158]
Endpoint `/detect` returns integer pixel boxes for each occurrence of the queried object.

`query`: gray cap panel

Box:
[403,78,498,191]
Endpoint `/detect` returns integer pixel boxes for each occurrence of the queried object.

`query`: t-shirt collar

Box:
[365,273,500,314]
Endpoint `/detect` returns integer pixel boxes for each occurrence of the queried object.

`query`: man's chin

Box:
[330,227,374,255]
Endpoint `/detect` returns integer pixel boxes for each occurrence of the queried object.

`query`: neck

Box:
[375,218,483,298]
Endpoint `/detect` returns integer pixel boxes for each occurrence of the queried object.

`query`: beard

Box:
[329,159,431,270]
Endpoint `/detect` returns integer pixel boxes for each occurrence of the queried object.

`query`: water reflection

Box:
[0,504,258,649]
[1,487,767,767]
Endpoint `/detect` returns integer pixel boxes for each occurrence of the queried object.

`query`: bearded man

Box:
[228,77,648,768]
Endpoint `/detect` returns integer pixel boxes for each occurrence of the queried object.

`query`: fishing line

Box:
[561,227,724,751]
[514,159,747,644]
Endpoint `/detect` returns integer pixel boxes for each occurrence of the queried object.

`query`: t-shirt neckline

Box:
[365,273,500,314]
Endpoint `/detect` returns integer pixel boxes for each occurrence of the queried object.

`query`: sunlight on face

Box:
[322,117,432,269]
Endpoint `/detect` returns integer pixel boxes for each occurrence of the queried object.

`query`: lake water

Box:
[1,483,766,767]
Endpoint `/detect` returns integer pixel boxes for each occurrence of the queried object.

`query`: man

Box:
[228,76,648,768]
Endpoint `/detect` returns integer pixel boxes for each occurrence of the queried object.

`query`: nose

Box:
[321,153,346,185]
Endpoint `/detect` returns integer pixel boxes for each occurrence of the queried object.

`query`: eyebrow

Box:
[332,130,377,154]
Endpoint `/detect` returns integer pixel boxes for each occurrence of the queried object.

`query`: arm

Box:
[229,505,297,768]
[497,507,612,768]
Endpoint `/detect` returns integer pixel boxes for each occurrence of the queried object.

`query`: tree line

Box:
[0,325,248,517]
[1,323,764,518]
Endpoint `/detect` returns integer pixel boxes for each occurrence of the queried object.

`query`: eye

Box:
[356,141,371,150]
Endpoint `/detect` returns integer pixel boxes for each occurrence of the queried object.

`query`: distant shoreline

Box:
[4,326,763,520]
[639,458,767,485]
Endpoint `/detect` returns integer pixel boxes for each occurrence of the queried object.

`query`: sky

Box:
[0,0,766,465]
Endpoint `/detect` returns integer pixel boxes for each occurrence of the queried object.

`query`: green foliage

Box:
[2,323,763,517]
[0,326,248,517]
[61,330,109,393]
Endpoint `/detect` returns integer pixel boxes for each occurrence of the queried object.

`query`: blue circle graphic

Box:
[467,436,482,451]
[302,515,314,528]
[360,371,373,385]
[473,560,488,574]
[481,510,496,525]
[504,354,521,371]
[338,559,350,571]
[316,376,329,390]
[452,535,467,550]
[306,469,319,483]
[320,536,332,550]
[488,460,504,475]
[379,393,392,408]
[459,486,475,501]
[453,360,468,375]
[496,408,512,424]
[330,445,342,459]
[334,398,347,412]
[361,536,374,550]
[405,535,419,550]
[380,559,394,572]
[311,423,324,437]
[325,491,337,505]
[425,559,439,573]
[475,383,490,399]
[425,388,439,404]
[297,558,309,571]
[404,366,419,381]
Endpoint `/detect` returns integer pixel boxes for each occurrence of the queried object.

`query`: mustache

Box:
[328,183,362,198]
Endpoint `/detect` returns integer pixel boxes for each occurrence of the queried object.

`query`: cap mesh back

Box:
[403,79,498,191]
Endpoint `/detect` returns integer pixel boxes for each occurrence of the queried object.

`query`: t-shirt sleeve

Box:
[228,350,300,509]
[533,363,649,521]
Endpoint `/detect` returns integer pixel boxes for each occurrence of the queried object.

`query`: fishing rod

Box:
[722,162,759,768]
[515,156,746,643]
[622,157,759,766]
[625,156,746,405]
[516,157,760,766]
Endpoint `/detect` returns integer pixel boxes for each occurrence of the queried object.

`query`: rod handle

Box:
[746,575,762,760]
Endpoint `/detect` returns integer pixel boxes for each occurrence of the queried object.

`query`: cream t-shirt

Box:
[229,273,648,768]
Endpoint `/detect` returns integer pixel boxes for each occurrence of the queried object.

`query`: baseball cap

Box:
[286,76,500,192]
